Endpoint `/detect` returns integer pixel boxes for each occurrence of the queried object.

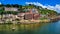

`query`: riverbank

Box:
[0,15,60,24]
[17,15,60,24]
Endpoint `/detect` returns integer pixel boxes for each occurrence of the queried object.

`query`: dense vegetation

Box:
[0,10,18,15]
[0,4,57,15]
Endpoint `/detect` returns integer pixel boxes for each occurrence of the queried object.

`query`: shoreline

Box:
[0,15,60,24]
[0,19,59,24]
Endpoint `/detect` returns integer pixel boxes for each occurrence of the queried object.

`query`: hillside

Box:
[0,4,57,15]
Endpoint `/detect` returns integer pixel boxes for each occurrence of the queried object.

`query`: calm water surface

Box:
[0,21,60,34]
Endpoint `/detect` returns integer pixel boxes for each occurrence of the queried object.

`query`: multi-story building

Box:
[17,13,25,20]
[4,7,18,11]
[19,8,40,20]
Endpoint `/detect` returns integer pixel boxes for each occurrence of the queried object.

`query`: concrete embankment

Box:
[20,19,50,24]
[50,16,60,22]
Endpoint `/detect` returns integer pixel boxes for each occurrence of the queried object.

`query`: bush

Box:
[0,11,19,15]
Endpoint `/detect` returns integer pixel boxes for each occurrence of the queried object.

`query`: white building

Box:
[4,7,18,11]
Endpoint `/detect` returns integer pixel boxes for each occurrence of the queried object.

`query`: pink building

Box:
[24,8,40,20]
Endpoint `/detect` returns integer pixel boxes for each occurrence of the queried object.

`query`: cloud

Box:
[45,5,60,13]
[26,2,60,13]
[26,2,45,8]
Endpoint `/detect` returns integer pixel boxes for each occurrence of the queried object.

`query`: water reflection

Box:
[0,21,60,34]
[0,23,45,34]
[0,24,42,31]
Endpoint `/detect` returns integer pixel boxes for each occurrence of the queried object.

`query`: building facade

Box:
[4,7,18,11]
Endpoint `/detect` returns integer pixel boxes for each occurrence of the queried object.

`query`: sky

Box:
[0,0,60,13]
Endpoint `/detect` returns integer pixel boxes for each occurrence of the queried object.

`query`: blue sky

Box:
[0,0,60,6]
[0,0,60,13]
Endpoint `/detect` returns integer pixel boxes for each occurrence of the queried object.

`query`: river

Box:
[0,21,60,34]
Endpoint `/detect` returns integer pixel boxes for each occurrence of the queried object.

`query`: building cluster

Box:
[0,7,41,23]
[4,7,40,20]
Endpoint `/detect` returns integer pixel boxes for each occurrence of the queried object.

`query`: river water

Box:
[0,21,60,34]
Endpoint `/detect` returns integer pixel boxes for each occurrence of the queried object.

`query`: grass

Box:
[40,18,48,20]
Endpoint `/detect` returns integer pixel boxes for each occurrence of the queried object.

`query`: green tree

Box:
[5,4,11,7]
